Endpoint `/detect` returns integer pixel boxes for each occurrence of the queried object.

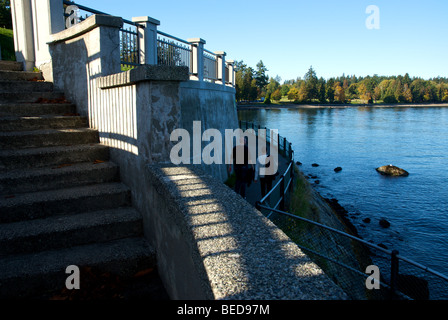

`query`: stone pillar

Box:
[31,0,65,79]
[132,16,160,65]
[226,60,235,87]
[188,38,206,82]
[215,51,226,86]
[11,0,35,70]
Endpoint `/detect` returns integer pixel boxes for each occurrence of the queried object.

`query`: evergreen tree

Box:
[304,66,318,101]
[255,60,269,92]
[318,77,327,103]
[326,78,335,103]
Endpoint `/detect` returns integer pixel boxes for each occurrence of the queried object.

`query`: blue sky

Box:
[74,0,447,82]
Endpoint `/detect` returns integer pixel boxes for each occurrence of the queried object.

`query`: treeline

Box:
[235,62,448,104]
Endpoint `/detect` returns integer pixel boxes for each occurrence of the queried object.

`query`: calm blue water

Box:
[238,106,448,276]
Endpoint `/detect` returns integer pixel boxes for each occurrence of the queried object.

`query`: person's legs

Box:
[260,178,267,197]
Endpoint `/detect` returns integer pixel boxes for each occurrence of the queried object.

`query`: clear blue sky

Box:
[74,0,448,82]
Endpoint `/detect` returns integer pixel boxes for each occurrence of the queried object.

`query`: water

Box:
[238,106,448,277]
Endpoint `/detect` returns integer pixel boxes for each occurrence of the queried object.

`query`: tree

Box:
[280,84,290,97]
[271,88,282,101]
[298,81,310,103]
[394,80,405,103]
[334,82,346,103]
[255,60,269,93]
[403,83,413,102]
[304,66,318,101]
[326,78,335,103]
[287,87,299,101]
[317,77,326,103]
[266,77,280,96]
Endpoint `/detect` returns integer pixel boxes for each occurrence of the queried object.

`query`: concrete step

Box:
[0,80,54,93]
[0,161,119,195]
[0,127,99,149]
[0,91,66,103]
[0,70,44,81]
[0,61,23,71]
[0,237,156,298]
[0,207,143,256]
[0,103,76,117]
[0,143,110,172]
[0,182,131,223]
[0,115,87,131]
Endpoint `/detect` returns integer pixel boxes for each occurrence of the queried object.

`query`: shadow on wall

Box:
[146,164,347,300]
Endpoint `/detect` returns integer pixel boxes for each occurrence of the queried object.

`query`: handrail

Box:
[241,120,448,299]
[63,0,140,27]
[157,30,191,46]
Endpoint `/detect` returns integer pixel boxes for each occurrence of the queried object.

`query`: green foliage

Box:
[255,60,269,91]
[271,88,282,101]
[0,27,14,60]
[235,60,448,105]
[0,0,11,29]
[263,93,271,104]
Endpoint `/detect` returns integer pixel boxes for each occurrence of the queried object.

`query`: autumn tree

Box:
[334,82,346,103]
[271,88,282,101]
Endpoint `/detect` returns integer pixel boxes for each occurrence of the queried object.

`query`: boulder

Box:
[334,167,342,172]
[379,218,391,228]
[376,165,409,177]
[312,163,319,167]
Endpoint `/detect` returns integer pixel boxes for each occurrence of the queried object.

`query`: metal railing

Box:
[157,31,192,72]
[241,121,448,300]
[63,1,141,68]
[239,120,294,214]
[62,1,235,86]
[203,49,217,82]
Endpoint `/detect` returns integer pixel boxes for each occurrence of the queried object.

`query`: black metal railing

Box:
[241,121,448,300]
[63,0,141,68]
[157,31,192,72]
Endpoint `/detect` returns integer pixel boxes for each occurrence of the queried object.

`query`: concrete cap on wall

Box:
[132,16,160,26]
[48,14,123,44]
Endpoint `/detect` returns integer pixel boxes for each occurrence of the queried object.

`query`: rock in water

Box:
[379,218,391,228]
[376,165,409,177]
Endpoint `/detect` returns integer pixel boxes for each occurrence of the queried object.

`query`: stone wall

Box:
[145,164,348,299]
[179,80,238,182]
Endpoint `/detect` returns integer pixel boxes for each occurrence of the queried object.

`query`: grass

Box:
[0,27,15,61]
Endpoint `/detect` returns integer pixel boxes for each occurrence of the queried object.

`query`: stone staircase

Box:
[0,61,164,299]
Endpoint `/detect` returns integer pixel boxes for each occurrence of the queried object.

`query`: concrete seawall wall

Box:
[179,80,238,182]
[145,164,347,299]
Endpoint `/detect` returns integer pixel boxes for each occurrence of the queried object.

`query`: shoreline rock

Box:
[376,165,409,177]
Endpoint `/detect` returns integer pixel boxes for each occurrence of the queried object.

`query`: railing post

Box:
[279,175,285,211]
[132,16,160,65]
[188,38,206,82]
[215,51,226,86]
[226,60,235,87]
[390,250,399,299]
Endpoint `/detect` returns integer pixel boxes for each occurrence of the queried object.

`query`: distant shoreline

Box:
[237,102,448,110]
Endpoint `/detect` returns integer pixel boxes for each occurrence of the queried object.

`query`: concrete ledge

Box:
[48,14,123,44]
[97,65,190,89]
[180,79,236,94]
[145,164,348,300]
